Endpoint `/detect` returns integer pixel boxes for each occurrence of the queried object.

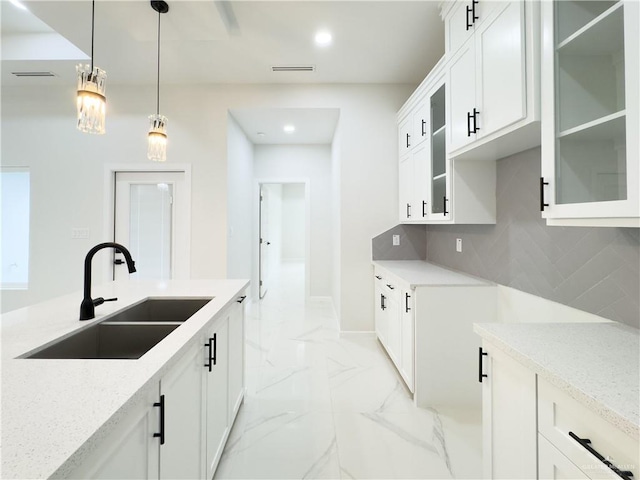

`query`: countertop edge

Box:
[372,260,494,288]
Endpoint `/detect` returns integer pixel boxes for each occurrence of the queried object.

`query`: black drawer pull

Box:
[386,284,395,290]
[540,177,549,211]
[568,432,634,480]
[405,293,411,313]
[422,200,427,218]
[375,275,382,280]
[478,347,488,383]
[153,395,165,445]
[237,295,247,303]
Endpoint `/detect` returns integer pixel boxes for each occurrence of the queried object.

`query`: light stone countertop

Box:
[372,260,492,288]
[1,278,249,479]
[475,322,640,440]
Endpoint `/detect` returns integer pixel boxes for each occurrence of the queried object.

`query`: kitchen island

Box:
[1,279,248,479]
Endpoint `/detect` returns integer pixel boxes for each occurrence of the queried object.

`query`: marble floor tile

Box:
[214,262,481,480]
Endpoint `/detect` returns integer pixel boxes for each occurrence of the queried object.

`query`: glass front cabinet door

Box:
[541,0,639,227]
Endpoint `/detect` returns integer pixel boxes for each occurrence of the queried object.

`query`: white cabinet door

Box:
[205,317,230,480]
[481,344,537,479]
[541,0,640,226]
[412,143,430,220]
[400,289,415,393]
[160,341,205,480]
[68,385,160,480]
[448,39,478,151]
[228,297,245,424]
[477,1,526,137]
[538,434,590,480]
[399,154,414,222]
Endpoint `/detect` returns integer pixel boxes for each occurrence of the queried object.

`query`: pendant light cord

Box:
[90,0,95,72]
[156,9,161,115]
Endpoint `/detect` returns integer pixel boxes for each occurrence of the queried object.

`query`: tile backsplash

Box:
[374,147,640,328]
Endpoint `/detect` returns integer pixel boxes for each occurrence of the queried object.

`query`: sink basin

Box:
[101,297,212,323]
[24,323,179,359]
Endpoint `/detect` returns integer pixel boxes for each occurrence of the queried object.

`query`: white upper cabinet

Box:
[443,0,541,161]
[541,0,640,227]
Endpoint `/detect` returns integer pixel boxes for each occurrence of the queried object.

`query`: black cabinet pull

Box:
[422,200,427,218]
[443,196,448,216]
[375,275,382,280]
[421,119,426,137]
[568,432,634,480]
[153,395,165,445]
[237,295,247,303]
[386,284,395,290]
[380,294,386,311]
[471,0,479,25]
[406,133,411,148]
[467,110,473,136]
[405,293,411,313]
[204,338,213,371]
[540,177,549,211]
[465,4,473,30]
[212,333,217,366]
[406,203,411,218]
[472,108,480,133]
[478,347,488,383]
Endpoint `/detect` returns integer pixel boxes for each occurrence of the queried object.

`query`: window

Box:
[1,168,30,289]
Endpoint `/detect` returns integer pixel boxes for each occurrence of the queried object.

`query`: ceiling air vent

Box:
[271,65,315,73]
[11,71,57,77]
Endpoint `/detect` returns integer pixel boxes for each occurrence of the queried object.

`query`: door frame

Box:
[254,178,310,301]
[103,163,192,284]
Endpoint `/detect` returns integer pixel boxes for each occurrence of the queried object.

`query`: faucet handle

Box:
[92,297,118,307]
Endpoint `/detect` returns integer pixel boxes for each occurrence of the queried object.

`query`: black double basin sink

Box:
[24,298,212,360]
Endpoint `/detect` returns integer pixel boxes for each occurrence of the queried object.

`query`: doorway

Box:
[106,167,191,282]
[258,182,307,299]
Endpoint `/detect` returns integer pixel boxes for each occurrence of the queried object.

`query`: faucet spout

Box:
[80,242,136,321]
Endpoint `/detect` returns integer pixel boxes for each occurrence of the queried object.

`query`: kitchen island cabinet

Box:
[1,279,248,479]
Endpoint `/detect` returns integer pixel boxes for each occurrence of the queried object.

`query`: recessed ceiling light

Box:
[9,0,28,10]
[257,132,266,137]
[315,31,332,47]
[283,125,295,133]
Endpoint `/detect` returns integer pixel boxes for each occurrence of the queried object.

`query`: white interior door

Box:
[258,187,270,298]
[114,172,188,281]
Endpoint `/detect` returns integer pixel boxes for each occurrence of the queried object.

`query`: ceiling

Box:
[1,0,445,145]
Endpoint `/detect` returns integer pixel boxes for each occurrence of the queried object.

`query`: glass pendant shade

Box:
[76,64,107,134]
[148,114,168,162]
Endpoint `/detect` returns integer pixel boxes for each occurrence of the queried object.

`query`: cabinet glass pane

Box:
[432,176,447,214]
[555,1,618,44]
[556,116,627,204]
[554,0,627,204]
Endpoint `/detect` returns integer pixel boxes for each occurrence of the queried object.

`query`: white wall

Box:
[331,123,342,322]
[226,114,254,288]
[280,184,305,261]
[254,145,330,297]
[1,83,411,331]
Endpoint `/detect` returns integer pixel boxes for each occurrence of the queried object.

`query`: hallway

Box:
[215,262,481,479]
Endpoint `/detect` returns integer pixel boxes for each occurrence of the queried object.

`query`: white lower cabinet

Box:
[160,339,207,480]
[480,343,537,479]
[68,385,160,480]
[67,292,247,480]
[204,317,229,480]
[481,343,639,480]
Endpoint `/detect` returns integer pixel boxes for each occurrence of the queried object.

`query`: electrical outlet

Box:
[456,238,463,253]
[392,235,400,246]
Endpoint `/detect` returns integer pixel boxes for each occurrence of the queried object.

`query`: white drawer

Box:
[373,267,403,303]
[538,378,639,480]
